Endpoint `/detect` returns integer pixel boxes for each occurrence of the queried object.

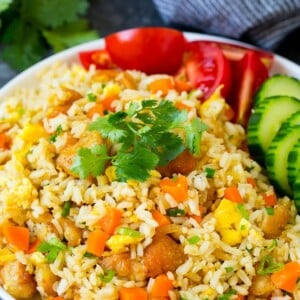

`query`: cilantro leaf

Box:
[114,145,159,182]
[25,0,89,29]
[70,144,110,179]
[184,117,208,156]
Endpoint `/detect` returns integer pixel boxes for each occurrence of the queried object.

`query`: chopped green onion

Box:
[257,255,284,275]
[49,124,63,142]
[268,239,278,250]
[237,204,249,220]
[99,269,115,283]
[187,235,200,245]
[61,201,72,217]
[240,224,246,230]
[84,252,96,258]
[166,208,186,217]
[37,237,67,263]
[87,92,97,102]
[116,227,142,237]
[18,107,25,115]
[204,167,215,178]
[217,289,236,300]
[225,267,234,273]
[265,207,274,215]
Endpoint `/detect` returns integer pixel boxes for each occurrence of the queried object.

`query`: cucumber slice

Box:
[255,74,300,106]
[266,125,300,196]
[288,142,300,187]
[293,170,300,213]
[247,96,300,165]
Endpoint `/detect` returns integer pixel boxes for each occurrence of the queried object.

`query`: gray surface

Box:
[0,0,300,87]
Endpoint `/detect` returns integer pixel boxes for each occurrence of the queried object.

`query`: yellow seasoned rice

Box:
[0,61,299,300]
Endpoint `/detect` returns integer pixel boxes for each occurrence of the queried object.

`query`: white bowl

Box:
[0,32,299,300]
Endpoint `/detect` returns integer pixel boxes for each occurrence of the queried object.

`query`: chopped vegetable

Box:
[166,207,186,217]
[148,78,174,96]
[271,261,300,293]
[204,167,215,178]
[217,289,236,300]
[246,177,256,188]
[99,269,115,283]
[49,124,63,142]
[79,49,114,70]
[225,267,234,273]
[187,235,200,245]
[106,234,143,253]
[27,239,41,254]
[61,201,72,217]
[160,175,188,202]
[224,186,243,203]
[150,274,173,298]
[87,103,104,119]
[37,237,67,263]
[87,92,97,102]
[119,287,147,300]
[115,227,142,237]
[151,210,171,227]
[86,229,109,257]
[2,225,30,251]
[265,207,275,215]
[263,193,277,206]
[257,255,284,275]
[237,204,249,220]
[97,207,122,235]
[0,132,12,149]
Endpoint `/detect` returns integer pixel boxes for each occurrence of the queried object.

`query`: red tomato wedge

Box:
[181,41,232,100]
[105,27,186,74]
[229,50,269,126]
[79,49,115,70]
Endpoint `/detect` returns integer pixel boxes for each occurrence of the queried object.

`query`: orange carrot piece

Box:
[119,287,148,300]
[224,186,243,203]
[246,177,256,188]
[151,210,171,227]
[236,295,245,300]
[148,78,174,96]
[190,205,206,223]
[271,261,300,293]
[87,229,109,257]
[160,175,188,202]
[224,105,235,121]
[263,193,277,207]
[27,239,41,254]
[174,78,193,93]
[2,225,30,251]
[97,207,122,235]
[150,274,173,298]
[0,132,12,150]
[101,95,117,112]
[175,101,192,111]
[87,103,104,119]
[51,297,64,300]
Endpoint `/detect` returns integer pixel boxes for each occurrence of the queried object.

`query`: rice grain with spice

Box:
[0,61,299,300]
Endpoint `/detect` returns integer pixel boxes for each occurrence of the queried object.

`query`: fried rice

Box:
[0,61,299,300]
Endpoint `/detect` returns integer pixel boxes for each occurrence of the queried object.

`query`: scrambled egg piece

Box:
[106,235,144,253]
[214,199,250,245]
[0,248,15,265]
[103,84,121,99]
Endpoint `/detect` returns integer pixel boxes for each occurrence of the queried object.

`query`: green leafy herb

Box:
[257,255,284,275]
[204,167,215,178]
[87,92,97,102]
[217,289,236,300]
[265,207,275,215]
[99,269,115,283]
[237,204,249,220]
[225,266,234,273]
[0,0,98,71]
[187,235,200,245]
[49,124,63,142]
[115,227,142,238]
[61,201,72,217]
[70,144,110,179]
[81,100,208,182]
[37,237,67,263]
[166,207,186,217]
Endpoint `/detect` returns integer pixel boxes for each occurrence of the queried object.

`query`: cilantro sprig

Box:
[72,100,208,182]
[0,0,98,71]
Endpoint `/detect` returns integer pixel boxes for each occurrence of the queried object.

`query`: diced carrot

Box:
[150,274,173,298]
[175,101,192,111]
[224,105,235,121]
[87,103,104,119]
[246,177,256,188]
[0,132,12,150]
[148,78,174,96]
[50,297,64,300]
[190,205,206,223]
[174,78,193,93]
[160,175,188,202]
[102,96,117,111]
[87,229,109,257]
[152,210,171,227]
[119,287,148,300]
[263,193,277,207]
[97,207,122,235]
[224,186,243,203]
[27,239,41,254]
[2,225,30,251]
[236,295,245,300]
[47,104,70,118]
[271,261,300,293]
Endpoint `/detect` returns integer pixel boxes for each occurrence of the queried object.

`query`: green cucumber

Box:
[292,170,300,213]
[288,142,300,187]
[255,74,300,106]
[266,125,300,196]
[247,96,300,165]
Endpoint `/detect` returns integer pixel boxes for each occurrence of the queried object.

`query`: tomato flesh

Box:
[182,41,232,100]
[79,49,114,70]
[105,27,186,74]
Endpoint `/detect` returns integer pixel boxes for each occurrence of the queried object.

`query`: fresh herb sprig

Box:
[71,100,208,182]
[0,0,98,71]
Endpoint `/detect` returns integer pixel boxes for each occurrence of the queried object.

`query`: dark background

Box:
[0,0,300,87]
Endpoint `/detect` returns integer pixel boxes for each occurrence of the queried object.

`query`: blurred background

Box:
[0,0,300,87]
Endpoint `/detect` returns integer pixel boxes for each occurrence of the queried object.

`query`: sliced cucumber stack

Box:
[247,96,300,165]
[255,74,300,106]
[293,171,300,213]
